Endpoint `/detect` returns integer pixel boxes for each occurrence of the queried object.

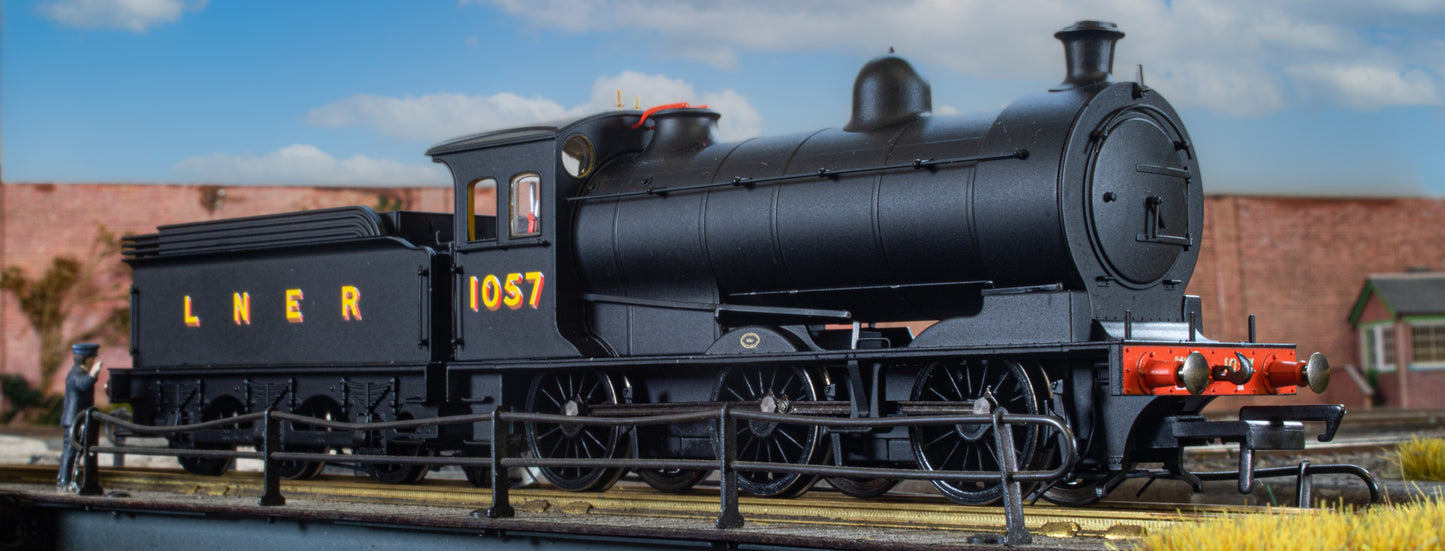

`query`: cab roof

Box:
[426,110,643,157]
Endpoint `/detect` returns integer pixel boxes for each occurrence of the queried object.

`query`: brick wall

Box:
[4,184,1443,409]
[1186,196,1445,408]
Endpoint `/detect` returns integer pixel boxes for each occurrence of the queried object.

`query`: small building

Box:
[1348,272,1445,408]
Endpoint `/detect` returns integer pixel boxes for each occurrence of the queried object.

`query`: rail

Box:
[71,405,1073,546]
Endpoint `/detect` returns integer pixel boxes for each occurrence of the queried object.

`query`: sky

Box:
[2,0,1443,197]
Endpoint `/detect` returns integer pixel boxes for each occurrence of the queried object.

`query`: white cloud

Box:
[173,144,449,186]
[308,71,763,144]
[37,0,204,32]
[476,0,1444,117]
[1286,64,1438,111]
[306,93,573,142]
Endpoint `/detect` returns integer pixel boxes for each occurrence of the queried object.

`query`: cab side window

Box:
[510,173,542,238]
[467,178,497,241]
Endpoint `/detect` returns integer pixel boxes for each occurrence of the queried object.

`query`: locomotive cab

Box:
[427,112,648,361]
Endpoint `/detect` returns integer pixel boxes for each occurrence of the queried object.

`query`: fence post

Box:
[1295,459,1313,507]
[992,409,1031,546]
[716,403,744,529]
[77,409,102,496]
[486,410,514,518]
[259,408,285,506]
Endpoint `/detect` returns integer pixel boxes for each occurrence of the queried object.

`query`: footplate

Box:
[1167,404,1347,493]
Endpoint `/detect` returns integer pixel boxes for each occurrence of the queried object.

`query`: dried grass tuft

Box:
[1131,498,1444,551]
[1399,436,1445,482]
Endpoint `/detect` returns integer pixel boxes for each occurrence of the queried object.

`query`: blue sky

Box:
[3,0,1443,196]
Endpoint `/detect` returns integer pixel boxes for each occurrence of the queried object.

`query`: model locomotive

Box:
[109,21,1336,505]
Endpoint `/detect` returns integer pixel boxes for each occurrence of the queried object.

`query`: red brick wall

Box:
[4,185,1443,410]
[1356,297,1393,326]
[1186,197,1445,408]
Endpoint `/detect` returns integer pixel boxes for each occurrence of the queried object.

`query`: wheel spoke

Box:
[740,433,758,459]
[977,361,991,394]
[776,426,804,450]
[980,440,999,469]
[547,431,567,457]
[581,428,608,454]
[552,376,567,404]
[584,377,602,403]
[537,425,563,441]
[965,358,976,393]
[938,440,963,470]
[946,366,964,400]
[924,429,955,449]
[773,439,792,463]
[540,387,562,409]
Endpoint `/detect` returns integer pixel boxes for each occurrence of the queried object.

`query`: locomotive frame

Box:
[107,20,1341,507]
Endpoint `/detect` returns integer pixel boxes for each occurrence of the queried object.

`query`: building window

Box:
[1410,322,1445,369]
[1361,324,1396,372]
[510,173,541,238]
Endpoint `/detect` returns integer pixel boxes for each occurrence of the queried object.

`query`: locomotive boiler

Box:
[109,21,1338,506]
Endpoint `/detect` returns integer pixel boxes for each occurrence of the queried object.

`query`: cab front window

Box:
[510,173,542,238]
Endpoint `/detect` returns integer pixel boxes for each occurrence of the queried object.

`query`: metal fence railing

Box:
[73,405,1076,545]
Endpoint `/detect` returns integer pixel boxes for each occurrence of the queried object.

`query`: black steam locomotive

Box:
[110,21,1335,505]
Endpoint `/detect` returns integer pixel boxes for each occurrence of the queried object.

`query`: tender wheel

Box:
[525,369,627,492]
[825,476,900,499]
[638,468,711,493]
[359,413,430,485]
[909,358,1042,505]
[362,448,429,484]
[1040,475,1118,506]
[462,466,491,488]
[713,366,828,498]
[171,397,244,476]
[277,397,343,480]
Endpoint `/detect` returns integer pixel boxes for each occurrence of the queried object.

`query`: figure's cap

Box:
[72,343,100,356]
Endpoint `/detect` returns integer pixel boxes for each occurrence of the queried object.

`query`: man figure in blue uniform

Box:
[58,343,101,491]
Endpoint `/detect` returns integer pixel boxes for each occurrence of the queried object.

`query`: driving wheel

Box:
[909,358,1043,505]
[713,366,829,498]
[525,369,627,492]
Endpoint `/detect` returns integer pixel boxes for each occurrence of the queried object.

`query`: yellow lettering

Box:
[286,289,304,323]
[469,276,479,312]
[233,292,250,325]
[503,273,524,309]
[481,275,502,311]
[525,271,545,309]
[184,295,201,327]
[341,286,362,321]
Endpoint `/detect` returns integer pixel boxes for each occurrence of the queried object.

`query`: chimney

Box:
[641,108,720,157]
[1053,20,1125,90]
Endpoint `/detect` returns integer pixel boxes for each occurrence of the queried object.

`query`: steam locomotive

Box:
[109,21,1336,506]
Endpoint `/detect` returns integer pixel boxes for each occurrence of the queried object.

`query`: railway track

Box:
[0,464,1306,546]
